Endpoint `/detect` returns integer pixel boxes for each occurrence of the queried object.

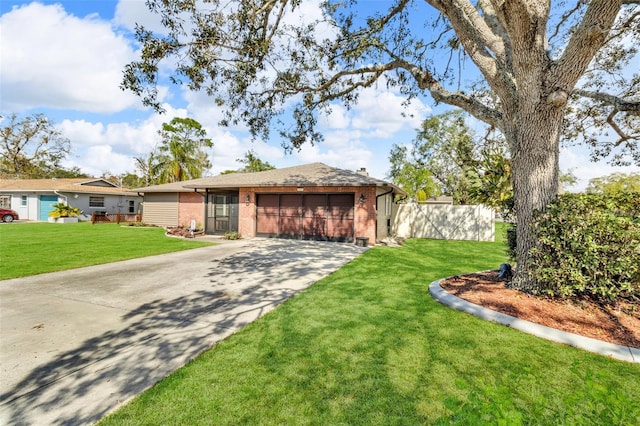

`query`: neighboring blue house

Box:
[0,178,141,221]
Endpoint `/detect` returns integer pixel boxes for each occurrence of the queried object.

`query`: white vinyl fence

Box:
[392,203,495,242]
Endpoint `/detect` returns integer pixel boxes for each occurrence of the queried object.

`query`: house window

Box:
[128,200,135,213]
[89,196,105,208]
[21,195,27,207]
[0,196,10,208]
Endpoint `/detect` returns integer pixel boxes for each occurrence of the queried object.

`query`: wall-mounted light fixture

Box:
[359,193,365,204]
[245,194,251,204]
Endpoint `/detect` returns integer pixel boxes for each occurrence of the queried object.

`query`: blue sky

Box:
[1,1,638,190]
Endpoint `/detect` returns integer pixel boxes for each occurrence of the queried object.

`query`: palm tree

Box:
[153,117,213,183]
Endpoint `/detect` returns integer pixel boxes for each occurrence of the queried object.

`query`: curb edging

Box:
[429,279,639,363]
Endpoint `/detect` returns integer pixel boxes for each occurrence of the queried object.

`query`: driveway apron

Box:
[0,239,366,425]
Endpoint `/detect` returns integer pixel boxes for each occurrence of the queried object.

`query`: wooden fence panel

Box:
[92,212,142,224]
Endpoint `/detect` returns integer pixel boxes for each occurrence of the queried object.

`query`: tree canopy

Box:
[236,150,276,173]
[123,1,640,291]
[0,113,76,179]
[389,111,513,210]
[152,117,213,183]
[586,172,640,194]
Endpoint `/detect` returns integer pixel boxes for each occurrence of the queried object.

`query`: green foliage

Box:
[121,0,639,291]
[236,150,275,172]
[121,2,638,163]
[48,203,81,218]
[412,111,477,204]
[126,222,157,227]
[153,117,213,184]
[0,222,211,280]
[102,234,640,425]
[223,231,241,240]
[390,112,514,208]
[387,142,440,201]
[466,146,514,219]
[222,150,276,174]
[530,193,640,303]
[587,172,640,195]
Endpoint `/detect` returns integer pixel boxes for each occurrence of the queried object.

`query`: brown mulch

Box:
[166,226,204,238]
[440,271,640,348]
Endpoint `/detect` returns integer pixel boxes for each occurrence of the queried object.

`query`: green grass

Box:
[0,222,212,280]
[102,223,640,425]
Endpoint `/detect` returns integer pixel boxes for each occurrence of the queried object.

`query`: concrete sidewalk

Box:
[0,239,366,425]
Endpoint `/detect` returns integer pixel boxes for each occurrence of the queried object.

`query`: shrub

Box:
[48,203,81,218]
[127,222,156,227]
[529,192,640,304]
[223,231,241,240]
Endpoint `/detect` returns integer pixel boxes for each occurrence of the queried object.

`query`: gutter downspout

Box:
[53,190,67,205]
[375,188,394,241]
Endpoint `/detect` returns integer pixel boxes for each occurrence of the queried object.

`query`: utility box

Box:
[355,237,369,247]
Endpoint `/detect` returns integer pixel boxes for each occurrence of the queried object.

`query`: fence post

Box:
[91,212,95,224]
[116,212,121,224]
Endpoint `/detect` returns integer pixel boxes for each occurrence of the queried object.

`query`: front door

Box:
[39,195,58,221]
[206,193,239,234]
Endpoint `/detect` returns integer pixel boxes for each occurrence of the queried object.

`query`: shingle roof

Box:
[134,163,405,194]
[0,178,135,195]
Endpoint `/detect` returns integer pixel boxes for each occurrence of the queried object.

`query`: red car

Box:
[0,208,19,222]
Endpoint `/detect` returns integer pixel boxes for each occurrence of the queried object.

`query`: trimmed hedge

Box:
[529,192,640,304]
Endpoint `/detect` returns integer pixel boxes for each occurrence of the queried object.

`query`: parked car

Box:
[0,208,19,222]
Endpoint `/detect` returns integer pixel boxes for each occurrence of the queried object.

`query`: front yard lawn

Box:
[0,222,211,280]
[101,227,640,425]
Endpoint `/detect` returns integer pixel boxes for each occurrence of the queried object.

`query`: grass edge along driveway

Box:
[0,222,212,280]
[101,230,640,425]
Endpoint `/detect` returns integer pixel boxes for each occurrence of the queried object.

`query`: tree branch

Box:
[573,89,640,114]
[552,0,624,90]
[605,108,633,145]
[392,57,503,129]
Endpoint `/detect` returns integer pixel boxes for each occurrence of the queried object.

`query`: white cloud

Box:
[0,2,140,113]
[349,88,430,137]
[113,0,166,34]
[560,147,640,192]
[318,104,352,130]
[66,145,136,176]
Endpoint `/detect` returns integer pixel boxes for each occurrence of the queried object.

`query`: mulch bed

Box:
[439,271,640,348]
[166,226,205,238]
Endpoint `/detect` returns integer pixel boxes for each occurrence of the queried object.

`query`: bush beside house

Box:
[48,203,81,223]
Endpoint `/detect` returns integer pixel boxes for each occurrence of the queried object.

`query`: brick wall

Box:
[354,186,377,244]
[178,192,205,228]
[237,185,377,244]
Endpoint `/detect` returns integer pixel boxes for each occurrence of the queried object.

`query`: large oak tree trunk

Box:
[505,105,565,292]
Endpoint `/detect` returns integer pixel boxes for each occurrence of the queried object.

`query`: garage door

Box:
[256,193,354,242]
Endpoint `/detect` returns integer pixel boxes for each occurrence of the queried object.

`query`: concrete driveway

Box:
[0,238,366,425]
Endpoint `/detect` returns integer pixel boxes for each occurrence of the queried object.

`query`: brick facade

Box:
[178,192,205,228]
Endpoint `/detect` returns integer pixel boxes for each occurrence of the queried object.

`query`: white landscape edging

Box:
[429,279,639,363]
